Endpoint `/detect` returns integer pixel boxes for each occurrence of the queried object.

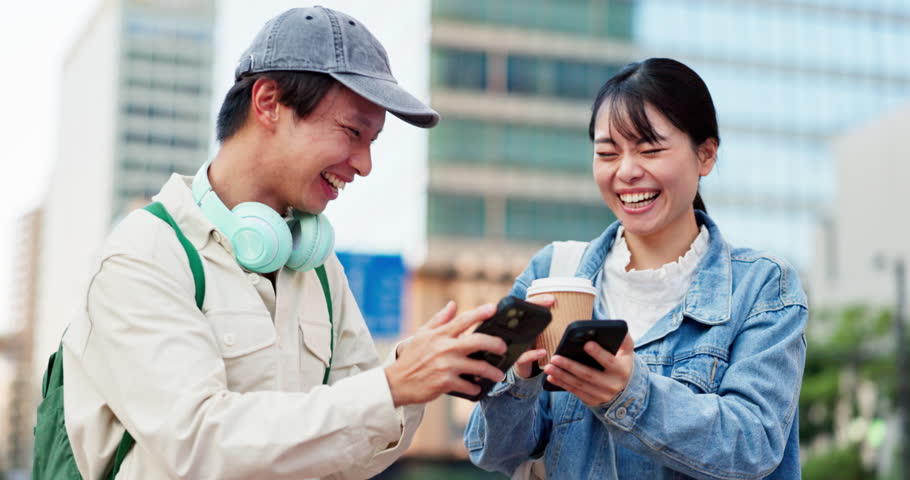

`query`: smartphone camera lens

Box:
[507,318,520,329]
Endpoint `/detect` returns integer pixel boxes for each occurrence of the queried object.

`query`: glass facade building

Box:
[427,0,910,270]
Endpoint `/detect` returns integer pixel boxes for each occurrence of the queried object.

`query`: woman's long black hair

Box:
[588,58,719,212]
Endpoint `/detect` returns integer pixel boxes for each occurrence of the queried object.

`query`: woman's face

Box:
[592,101,716,240]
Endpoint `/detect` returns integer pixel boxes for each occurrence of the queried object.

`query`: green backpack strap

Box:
[144,202,206,310]
[315,265,334,385]
[102,202,207,479]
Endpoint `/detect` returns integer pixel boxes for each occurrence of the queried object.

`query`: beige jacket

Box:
[62,174,423,479]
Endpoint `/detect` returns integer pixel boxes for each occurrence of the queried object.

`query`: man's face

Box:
[268,84,385,215]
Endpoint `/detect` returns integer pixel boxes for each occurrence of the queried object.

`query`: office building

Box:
[424,0,910,272]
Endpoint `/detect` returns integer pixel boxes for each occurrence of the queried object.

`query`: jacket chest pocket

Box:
[670,349,729,394]
[299,315,332,386]
[208,309,278,392]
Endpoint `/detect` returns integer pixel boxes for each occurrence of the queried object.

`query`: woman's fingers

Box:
[514,348,548,378]
[545,353,630,406]
[525,294,555,309]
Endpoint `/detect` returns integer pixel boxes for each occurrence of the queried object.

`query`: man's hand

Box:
[385,301,507,407]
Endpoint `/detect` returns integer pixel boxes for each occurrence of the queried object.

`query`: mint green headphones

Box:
[192,162,334,273]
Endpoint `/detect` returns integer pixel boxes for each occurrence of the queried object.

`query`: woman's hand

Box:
[513,348,547,379]
[512,294,556,379]
[542,333,635,406]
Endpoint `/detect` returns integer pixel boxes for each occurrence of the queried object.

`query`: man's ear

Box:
[251,77,281,130]
[696,138,718,176]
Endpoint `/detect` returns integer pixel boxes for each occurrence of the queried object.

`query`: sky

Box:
[0,0,432,333]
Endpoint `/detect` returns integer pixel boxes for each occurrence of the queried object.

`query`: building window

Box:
[506,55,622,99]
[430,118,592,173]
[126,77,206,95]
[505,198,614,242]
[432,47,623,100]
[124,103,201,122]
[428,192,485,237]
[432,0,636,40]
[123,131,200,150]
[432,48,488,90]
[126,49,205,68]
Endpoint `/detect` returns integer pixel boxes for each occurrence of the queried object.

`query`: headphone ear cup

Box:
[230,202,293,273]
[286,212,335,272]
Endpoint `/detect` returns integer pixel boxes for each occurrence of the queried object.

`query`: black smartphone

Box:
[543,320,628,392]
[449,296,552,401]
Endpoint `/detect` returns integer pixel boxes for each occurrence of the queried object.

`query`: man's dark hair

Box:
[216,71,337,142]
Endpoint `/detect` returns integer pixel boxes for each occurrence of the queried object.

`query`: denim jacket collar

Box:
[576,210,732,327]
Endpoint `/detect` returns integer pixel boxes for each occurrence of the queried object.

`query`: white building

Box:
[34,0,215,377]
[809,101,910,308]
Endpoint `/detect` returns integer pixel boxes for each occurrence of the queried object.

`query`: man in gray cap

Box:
[59,7,522,479]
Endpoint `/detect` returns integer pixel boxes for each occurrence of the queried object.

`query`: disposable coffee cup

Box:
[526,277,597,366]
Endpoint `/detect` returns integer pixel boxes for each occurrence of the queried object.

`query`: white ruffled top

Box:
[601,224,710,342]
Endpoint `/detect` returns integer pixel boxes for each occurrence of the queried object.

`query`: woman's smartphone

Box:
[448,296,552,401]
[543,320,628,392]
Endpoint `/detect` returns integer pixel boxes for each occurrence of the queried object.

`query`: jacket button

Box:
[615,406,627,419]
[224,333,235,347]
[248,273,260,285]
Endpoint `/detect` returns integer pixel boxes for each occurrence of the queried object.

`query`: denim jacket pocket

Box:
[670,349,729,394]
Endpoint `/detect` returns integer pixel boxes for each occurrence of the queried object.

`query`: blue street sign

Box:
[336,252,407,338]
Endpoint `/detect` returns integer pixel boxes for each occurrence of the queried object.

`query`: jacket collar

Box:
[578,210,732,326]
[151,174,219,251]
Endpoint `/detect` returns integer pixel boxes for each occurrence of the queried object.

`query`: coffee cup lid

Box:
[526,277,596,296]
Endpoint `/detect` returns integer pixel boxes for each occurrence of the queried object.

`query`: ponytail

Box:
[693,191,706,213]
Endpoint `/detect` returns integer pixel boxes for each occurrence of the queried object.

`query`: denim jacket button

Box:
[615,406,627,419]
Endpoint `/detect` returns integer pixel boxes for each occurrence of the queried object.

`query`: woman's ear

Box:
[696,138,718,176]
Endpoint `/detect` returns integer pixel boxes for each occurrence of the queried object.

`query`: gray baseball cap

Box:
[235,6,439,128]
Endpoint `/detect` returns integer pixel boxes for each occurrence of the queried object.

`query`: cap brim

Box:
[331,72,439,128]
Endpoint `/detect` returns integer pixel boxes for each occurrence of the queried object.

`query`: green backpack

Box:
[32,203,204,479]
[33,202,336,479]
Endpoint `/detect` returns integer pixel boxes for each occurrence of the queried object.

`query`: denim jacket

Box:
[465,212,807,479]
